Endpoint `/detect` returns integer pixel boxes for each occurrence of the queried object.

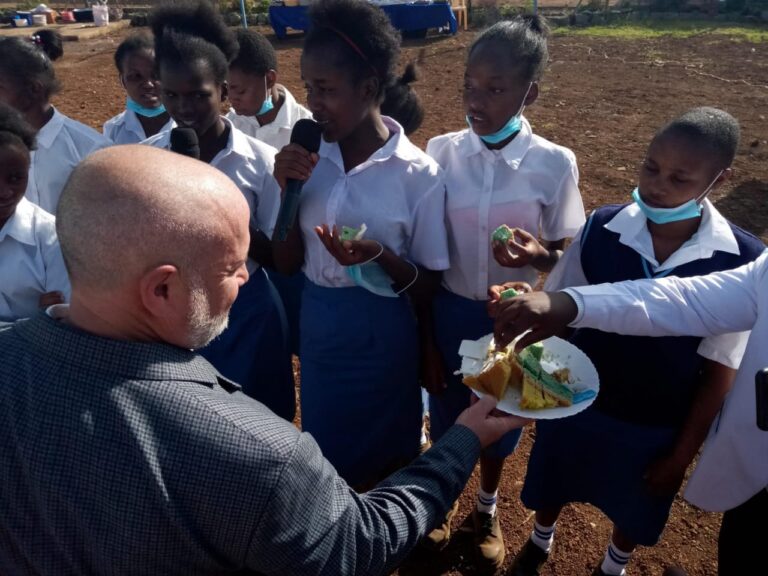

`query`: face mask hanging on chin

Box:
[632,170,723,225]
[467,82,533,145]
[126,97,167,118]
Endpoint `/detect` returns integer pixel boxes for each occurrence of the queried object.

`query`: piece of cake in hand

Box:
[491,224,514,244]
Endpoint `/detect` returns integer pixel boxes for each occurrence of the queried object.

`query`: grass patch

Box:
[552,20,768,42]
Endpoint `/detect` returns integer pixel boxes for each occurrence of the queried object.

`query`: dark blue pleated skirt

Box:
[265,268,305,357]
[522,406,678,545]
[200,268,295,422]
[299,281,422,487]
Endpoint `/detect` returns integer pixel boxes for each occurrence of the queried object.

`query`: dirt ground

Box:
[51,25,768,576]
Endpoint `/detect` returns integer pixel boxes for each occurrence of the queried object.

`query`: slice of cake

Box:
[520,372,560,410]
[491,224,514,244]
[463,350,513,401]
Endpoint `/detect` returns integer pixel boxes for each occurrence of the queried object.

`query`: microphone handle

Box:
[276,180,302,242]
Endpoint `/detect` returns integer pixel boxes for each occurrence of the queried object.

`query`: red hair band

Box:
[326,26,378,77]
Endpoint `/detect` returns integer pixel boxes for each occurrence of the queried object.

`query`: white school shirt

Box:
[102,108,175,145]
[426,118,584,300]
[227,87,313,151]
[0,198,71,322]
[561,248,768,511]
[143,117,281,272]
[545,199,750,370]
[25,108,111,215]
[299,116,450,288]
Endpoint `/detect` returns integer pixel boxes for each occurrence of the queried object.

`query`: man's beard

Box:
[186,279,230,349]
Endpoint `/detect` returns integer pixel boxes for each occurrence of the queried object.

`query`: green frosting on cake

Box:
[492,225,513,243]
[528,341,543,362]
[516,344,572,402]
[500,287,519,301]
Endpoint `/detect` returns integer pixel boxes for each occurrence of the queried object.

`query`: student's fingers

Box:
[503,281,534,294]
[511,227,536,244]
[492,241,518,267]
[488,284,505,301]
[314,224,336,255]
[515,326,549,351]
[38,291,64,309]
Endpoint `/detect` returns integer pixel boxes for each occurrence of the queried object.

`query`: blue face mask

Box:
[256,77,274,117]
[632,171,722,224]
[126,97,167,118]
[467,82,532,145]
[346,262,398,298]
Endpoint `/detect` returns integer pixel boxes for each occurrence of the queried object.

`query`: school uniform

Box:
[522,199,765,546]
[0,198,70,322]
[144,118,294,421]
[227,87,313,151]
[425,119,584,458]
[103,109,175,145]
[228,88,313,356]
[297,116,449,487]
[25,108,111,215]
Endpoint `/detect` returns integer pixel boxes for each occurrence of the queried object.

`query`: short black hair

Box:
[230,28,277,76]
[0,34,62,100]
[0,102,37,151]
[151,0,238,84]
[380,62,424,135]
[304,0,401,101]
[469,15,550,83]
[658,107,740,169]
[114,33,155,73]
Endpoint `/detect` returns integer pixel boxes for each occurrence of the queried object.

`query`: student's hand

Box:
[456,395,531,448]
[494,291,578,349]
[644,454,689,497]
[273,144,319,193]
[421,342,447,395]
[315,224,384,266]
[487,281,533,318]
[38,291,64,309]
[492,228,548,269]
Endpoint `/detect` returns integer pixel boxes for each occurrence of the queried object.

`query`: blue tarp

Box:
[268,3,457,39]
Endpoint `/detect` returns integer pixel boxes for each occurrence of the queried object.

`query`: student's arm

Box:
[645,359,736,497]
[271,144,317,274]
[493,251,767,348]
[492,230,565,273]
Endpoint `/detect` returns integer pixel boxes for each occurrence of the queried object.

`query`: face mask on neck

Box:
[467,82,532,145]
[632,170,723,224]
[256,76,275,117]
[126,97,167,118]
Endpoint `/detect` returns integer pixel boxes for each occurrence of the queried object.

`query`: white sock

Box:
[600,540,631,576]
[530,520,556,553]
[476,488,498,516]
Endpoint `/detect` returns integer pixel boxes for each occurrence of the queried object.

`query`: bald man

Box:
[0,146,528,576]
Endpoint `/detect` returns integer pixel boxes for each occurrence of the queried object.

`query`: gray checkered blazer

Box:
[0,313,480,575]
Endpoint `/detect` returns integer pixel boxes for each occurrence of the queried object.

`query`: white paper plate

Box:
[459,333,600,419]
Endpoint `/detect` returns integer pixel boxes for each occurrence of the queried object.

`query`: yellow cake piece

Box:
[519,372,560,410]
[463,355,511,401]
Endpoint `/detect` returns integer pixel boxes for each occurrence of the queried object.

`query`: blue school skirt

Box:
[200,267,295,422]
[522,407,678,546]
[300,281,422,488]
[266,268,305,356]
[429,288,522,459]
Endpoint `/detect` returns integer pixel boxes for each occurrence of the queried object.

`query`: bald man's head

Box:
[57,146,249,292]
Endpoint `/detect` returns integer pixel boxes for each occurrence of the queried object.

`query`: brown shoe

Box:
[422,500,459,551]
[508,539,549,576]
[463,509,505,573]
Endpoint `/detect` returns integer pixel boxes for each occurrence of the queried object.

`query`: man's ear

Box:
[139,264,183,319]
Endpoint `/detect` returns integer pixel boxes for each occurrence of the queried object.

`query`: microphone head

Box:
[289,119,323,154]
[170,127,200,159]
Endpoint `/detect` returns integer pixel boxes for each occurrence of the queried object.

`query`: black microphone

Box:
[275,119,323,241]
[170,127,200,160]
